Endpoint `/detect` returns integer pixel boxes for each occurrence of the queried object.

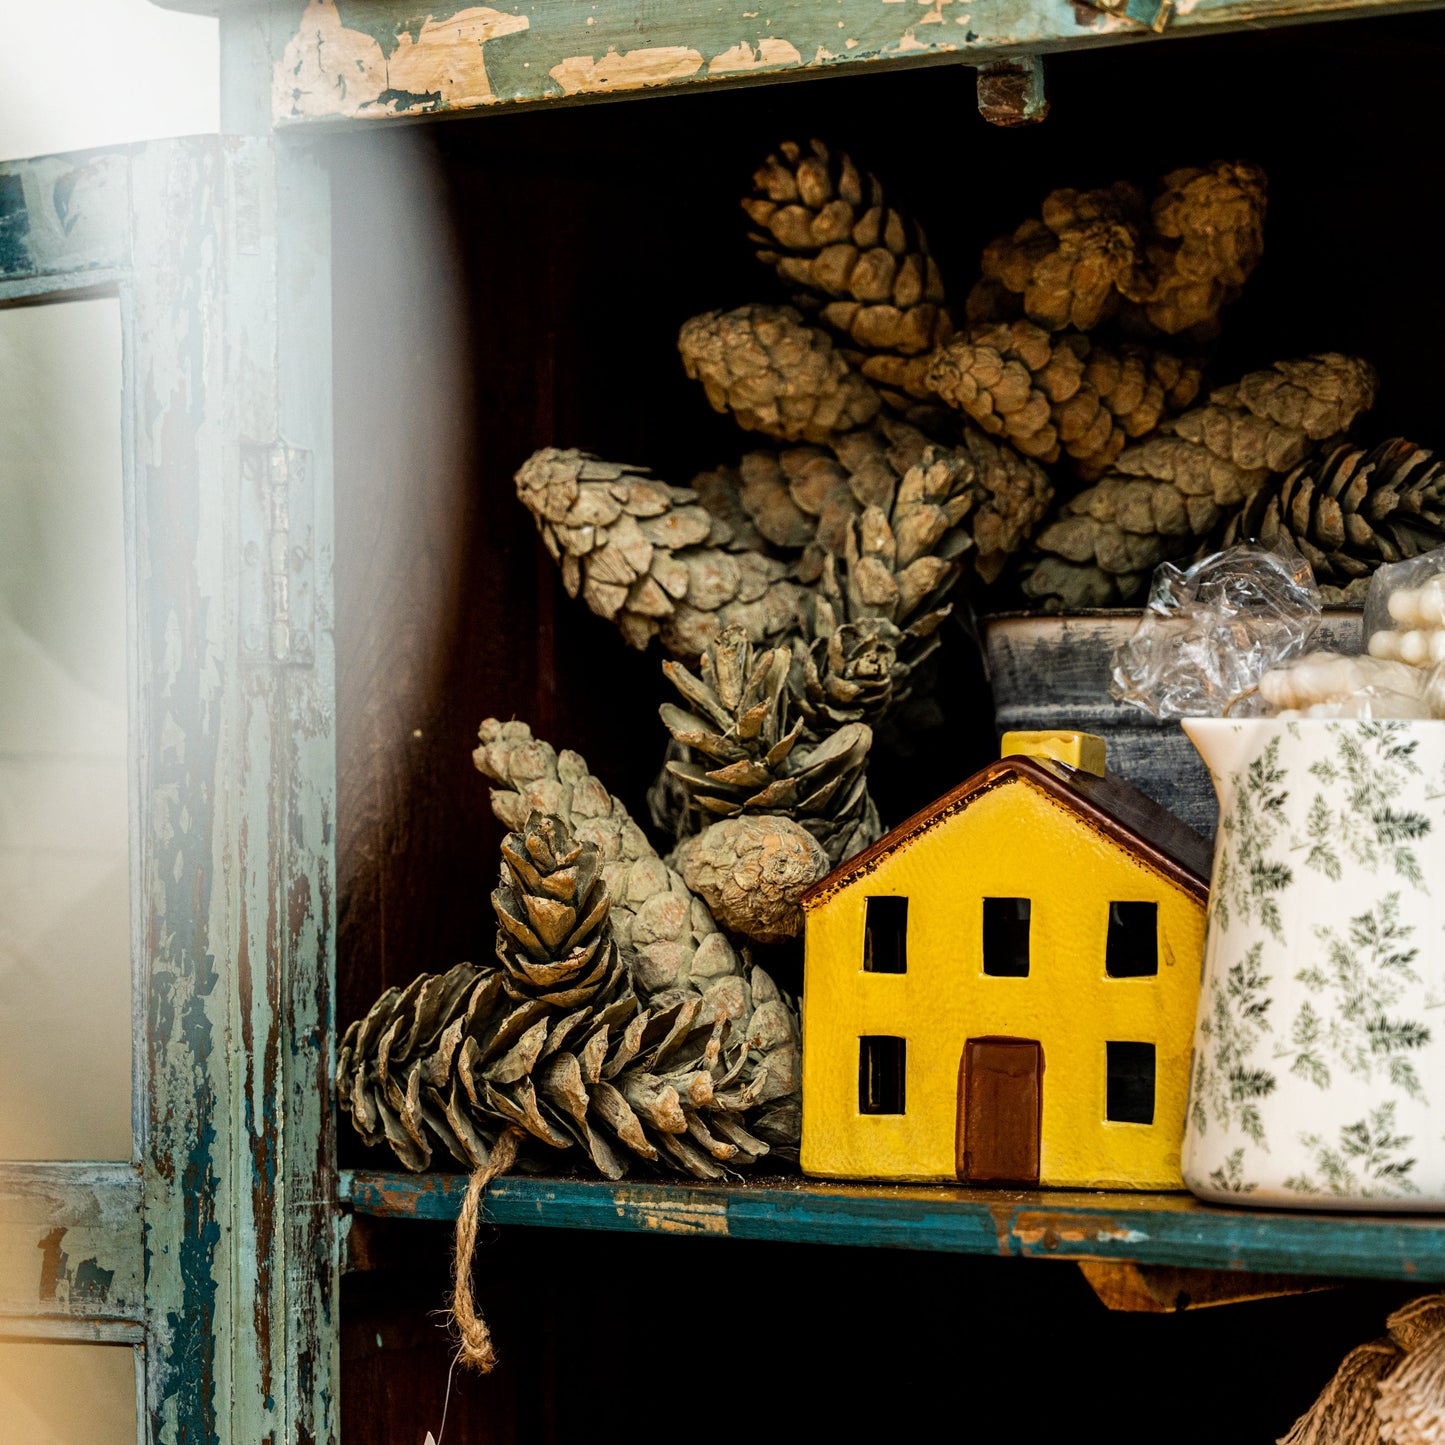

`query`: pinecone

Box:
[1127,161,1267,338]
[678,305,882,444]
[791,608,914,732]
[337,962,489,1171]
[515,448,803,658]
[925,321,1202,478]
[1225,438,1445,599]
[492,814,626,1008]
[743,138,953,402]
[970,181,1146,332]
[338,894,803,1180]
[1024,353,1378,609]
[661,625,880,866]
[475,718,745,996]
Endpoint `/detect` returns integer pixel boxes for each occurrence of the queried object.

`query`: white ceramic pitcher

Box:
[1181,717,1445,1209]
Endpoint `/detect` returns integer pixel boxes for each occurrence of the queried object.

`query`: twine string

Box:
[451,1126,526,1374]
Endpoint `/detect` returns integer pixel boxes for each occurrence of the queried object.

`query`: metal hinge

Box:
[241,440,314,666]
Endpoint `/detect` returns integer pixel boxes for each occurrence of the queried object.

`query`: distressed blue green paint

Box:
[217,0,1445,126]
[0,1163,144,1344]
[341,1171,1445,1282]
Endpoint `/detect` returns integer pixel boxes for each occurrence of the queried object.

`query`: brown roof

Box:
[801,755,1213,908]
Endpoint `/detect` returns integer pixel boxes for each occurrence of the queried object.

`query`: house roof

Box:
[801,755,1214,908]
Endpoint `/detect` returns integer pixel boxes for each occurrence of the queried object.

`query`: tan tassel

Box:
[1279,1339,1402,1445]
[451,1127,526,1373]
[1378,1295,1445,1445]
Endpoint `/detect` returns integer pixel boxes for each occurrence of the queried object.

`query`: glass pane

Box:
[0,1341,136,1443]
[0,297,131,1161]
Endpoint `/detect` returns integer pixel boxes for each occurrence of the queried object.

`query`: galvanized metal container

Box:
[983,610,1364,838]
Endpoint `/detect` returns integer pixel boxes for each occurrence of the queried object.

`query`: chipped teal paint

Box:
[0,1164,144,1343]
[0,134,339,1443]
[255,0,1445,125]
[341,1171,1445,1282]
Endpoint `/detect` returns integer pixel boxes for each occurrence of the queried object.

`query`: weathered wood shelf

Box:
[340,1171,1445,1282]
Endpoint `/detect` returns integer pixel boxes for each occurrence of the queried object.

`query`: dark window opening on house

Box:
[1106,901,1159,978]
[983,897,1031,977]
[863,896,908,974]
[1106,1042,1156,1124]
[858,1036,906,1115]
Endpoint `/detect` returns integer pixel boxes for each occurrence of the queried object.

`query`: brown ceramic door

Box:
[958,1038,1043,1184]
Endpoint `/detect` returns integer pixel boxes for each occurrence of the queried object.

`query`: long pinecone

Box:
[1225,438,1445,600]
[338,815,802,1180]
[678,305,881,444]
[1024,353,1378,608]
[515,448,803,657]
[475,718,743,995]
[661,625,879,866]
[1127,161,1267,338]
[926,321,1202,478]
[969,182,1145,332]
[743,138,952,402]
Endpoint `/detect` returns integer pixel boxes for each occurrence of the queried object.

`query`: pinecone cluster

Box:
[969,161,1267,340]
[743,137,953,402]
[338,809,800,1181]
[1025,353,1379,609]
[662,625,879,867]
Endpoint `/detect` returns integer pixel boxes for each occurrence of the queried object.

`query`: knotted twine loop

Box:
[1377,1293,1445,1445]
[451,1126,526,1373]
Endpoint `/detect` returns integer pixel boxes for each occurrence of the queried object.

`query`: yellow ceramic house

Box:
[800,731,1210,1190]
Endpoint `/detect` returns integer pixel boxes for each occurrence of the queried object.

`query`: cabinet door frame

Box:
[0,135,339,1445]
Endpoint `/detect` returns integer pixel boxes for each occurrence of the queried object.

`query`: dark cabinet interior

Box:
[330,15,1445,1437]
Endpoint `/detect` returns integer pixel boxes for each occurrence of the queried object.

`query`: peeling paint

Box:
[707,37,804,74]
[275,0,529,119]
[612,1189,730,1235]
[549,44,705,95]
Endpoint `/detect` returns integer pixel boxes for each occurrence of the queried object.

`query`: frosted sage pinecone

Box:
[1025,353,1378,609]
[515,448,803,657]
[969,181,1145,332]
[662,625,879,866]
[743,138,952,402]
[1225,438,1445,601]
[926,321,1202,478]
[678,305,882,444]
[792,606,914,732]
[1126,161,1267,338]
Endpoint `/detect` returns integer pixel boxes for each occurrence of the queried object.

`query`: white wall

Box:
[0,5,219,1440]
[0,0,219,162]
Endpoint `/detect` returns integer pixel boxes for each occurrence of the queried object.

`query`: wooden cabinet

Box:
[5,2,1445,1438]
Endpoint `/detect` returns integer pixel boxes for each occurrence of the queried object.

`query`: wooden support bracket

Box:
[1078,1260,1339,1313]
[976,58,1049,128]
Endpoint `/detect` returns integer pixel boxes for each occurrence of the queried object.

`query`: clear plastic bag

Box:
[1364,544,1445,668]
[1111,544,1321,720]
